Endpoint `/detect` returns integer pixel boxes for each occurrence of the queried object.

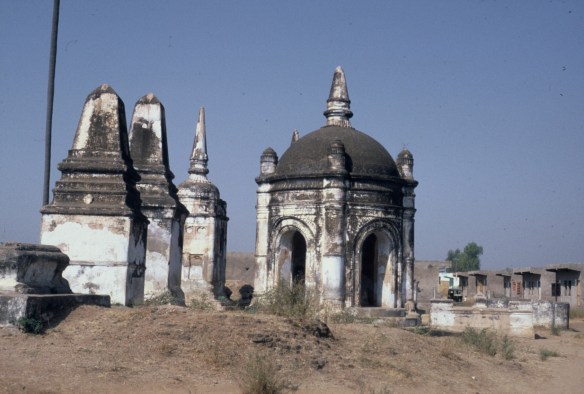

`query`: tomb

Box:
[178,108,228,301]
[254,67,418,310]
[128,93,188,303]
[40,85,148,306]
[0,242,109,326]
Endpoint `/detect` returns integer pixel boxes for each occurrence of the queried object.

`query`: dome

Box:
[274,125,399,178]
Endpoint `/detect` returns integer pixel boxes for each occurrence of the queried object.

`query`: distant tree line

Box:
[446,242,483,272]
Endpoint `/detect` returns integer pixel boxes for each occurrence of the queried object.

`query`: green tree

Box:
[446,242,483,272]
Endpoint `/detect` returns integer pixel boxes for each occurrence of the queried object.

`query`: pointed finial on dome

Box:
[323,66,353,128]
[291,129,299,145]
[188,107,208,176]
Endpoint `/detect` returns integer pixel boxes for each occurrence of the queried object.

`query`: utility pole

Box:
[43,0,60,206]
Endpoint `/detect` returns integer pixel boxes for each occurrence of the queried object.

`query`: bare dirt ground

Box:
[1,305,583,394]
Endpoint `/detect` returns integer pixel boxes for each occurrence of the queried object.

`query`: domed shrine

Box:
[254,67,418,310]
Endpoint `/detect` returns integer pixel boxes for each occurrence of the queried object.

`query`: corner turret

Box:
[397,147,414,181]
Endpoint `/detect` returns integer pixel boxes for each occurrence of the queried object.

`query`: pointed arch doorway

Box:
[277,230,307,285]
[359,230,394,307]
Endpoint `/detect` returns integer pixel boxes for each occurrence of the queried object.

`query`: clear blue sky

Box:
[1,1,583,269]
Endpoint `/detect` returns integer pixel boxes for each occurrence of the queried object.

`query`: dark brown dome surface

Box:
[274,125,399,179]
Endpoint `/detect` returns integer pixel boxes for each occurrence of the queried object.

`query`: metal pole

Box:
[43,0,60,206]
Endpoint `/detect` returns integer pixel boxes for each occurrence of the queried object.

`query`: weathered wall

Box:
[0,293,110,325]
[430,299,535,338]
[430,299,570,338]
[414,260,449,311]
[143,217,175,298]
[128,94,188,302]
[40,214,146,306]
[177,107,228,302]
[39,85,148,307]
[528,301,570,328]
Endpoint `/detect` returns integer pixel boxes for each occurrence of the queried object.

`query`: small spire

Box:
[291,129,299,145]
[189,107,208,176]
[323,66,353,127]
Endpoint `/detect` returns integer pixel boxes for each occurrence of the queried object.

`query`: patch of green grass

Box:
[539,349,560,361]
[15,317,44,334]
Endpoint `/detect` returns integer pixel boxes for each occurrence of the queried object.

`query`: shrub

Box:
[412,326,431,336]
[461,328,518,359]
[189,292,214,311]
[461,327,498,356]
[256,281,318,320]
[539,349,560,361]
[328,309,357,324]
[501,335,515,360]
[239,353,286,394]
[144,291,175,306]
[15,317,44,334]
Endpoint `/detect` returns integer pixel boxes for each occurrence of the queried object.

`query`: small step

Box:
[348,307,406,318]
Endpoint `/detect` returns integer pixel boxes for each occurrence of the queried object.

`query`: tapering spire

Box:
[323,66,353,128]
[189,107,208,176]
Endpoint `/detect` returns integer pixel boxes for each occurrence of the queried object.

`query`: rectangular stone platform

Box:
[0,292,110,326]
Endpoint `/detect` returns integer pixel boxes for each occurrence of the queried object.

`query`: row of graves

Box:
[1,85,227,324]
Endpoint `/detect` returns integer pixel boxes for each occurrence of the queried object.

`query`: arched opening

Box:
[277,230,307,286]
[361,234,378,306]
[358,229,394,307]
[291,231,306,283]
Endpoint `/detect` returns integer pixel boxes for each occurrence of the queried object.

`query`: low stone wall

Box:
[483,299,570,328]
[430,299,534,338]
[509,300,570,329]
[0,293,110,325]
[430,299,570,338]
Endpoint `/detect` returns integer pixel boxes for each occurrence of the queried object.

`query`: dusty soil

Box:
[1,305,583,394]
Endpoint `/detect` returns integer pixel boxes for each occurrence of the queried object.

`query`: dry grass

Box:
[539,349,560,361]
[239,352,288,394]
[460,327,516,359]
[254,281,319,320]
[1,305,582,393]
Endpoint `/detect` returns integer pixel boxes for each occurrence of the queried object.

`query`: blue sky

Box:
[1,1,583,269]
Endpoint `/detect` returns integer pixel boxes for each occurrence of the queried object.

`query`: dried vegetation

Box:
[0,305,583,393]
